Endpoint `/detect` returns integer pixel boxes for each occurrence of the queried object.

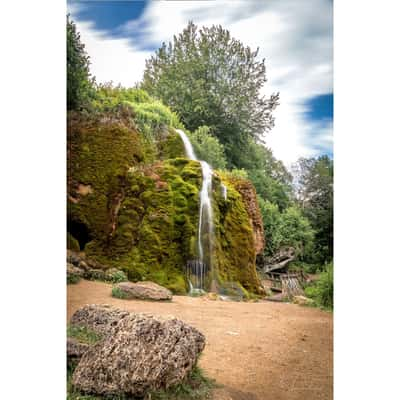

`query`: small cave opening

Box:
[67,218,92,250]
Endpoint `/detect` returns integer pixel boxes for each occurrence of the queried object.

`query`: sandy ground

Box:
[67,280,333,400]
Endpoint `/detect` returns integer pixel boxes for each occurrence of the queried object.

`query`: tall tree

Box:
[293,155,333,264]
[142,21,279,168]
[67,15,93,110]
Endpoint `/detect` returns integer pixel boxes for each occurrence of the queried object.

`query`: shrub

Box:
[111,286,129,299]
[304,262,333,310]
[67,273,80,285]
[106,269,128,283]
[188,126,227,169]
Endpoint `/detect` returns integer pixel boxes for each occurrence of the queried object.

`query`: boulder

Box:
[114,281,172,301]
[67,263,84,277]
[70,304,130,336]
[293,295,314,306]
[84,269,106,281]
[67,337,89,361]
[72,311,205,397]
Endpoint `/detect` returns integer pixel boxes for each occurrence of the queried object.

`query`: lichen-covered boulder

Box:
[115,281,172,301]
[70,304,130,336]
[72,311,205,397]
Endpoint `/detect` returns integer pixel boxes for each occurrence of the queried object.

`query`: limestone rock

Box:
[67,337,89,361]
[115,281,172,301]
[232,180,265,255]
[72,311,205,396]
[70,304,130,336]
[293,295,314,306]
[67,262,84,277]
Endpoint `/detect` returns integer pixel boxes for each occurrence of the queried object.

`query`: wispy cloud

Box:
[68,0,333,166]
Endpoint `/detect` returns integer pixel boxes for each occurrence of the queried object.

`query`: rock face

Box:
[115,281,172,301]
[232,179,265,255]
[71,305,205,397]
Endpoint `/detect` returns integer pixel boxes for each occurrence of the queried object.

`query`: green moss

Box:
[67,112,145,245]
[67,232,80,252]
[68,112,262,295]
[212,173,263,295]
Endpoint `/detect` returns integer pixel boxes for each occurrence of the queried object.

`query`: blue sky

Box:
[68,0,333,166]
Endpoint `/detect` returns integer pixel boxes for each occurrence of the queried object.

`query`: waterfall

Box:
[176,129,214,292]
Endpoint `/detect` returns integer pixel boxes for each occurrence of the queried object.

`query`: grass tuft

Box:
[67,325,102,345]
[112,286,129,299]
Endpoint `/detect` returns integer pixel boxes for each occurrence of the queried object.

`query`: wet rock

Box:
[115,281,172,301]
[70,304,130,337]
[72,311,205,397]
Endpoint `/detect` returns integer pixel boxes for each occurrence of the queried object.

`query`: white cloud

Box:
[69,0,333,166]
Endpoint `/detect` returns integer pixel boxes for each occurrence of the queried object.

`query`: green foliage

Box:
[67,232,80,252]
[67,325,102,345]
[111,286,129,299]
[304,262,334,310]
[142,21,279,169]
[188,126,227,169]
[91,83,183,142]
[293,156,333,264]
[67,15,94,110]
[67,273,81,285]
[258,197,314,259]
[106,270,128,283]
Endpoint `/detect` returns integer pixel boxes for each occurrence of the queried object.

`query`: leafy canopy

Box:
[142,21,279,168]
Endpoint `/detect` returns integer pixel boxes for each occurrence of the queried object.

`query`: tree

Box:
[258,198,314,259]
[141,21,279,168]
[293,155,333,264]
[67,15,93,110]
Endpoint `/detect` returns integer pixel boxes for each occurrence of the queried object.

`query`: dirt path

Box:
[68,280,333,400]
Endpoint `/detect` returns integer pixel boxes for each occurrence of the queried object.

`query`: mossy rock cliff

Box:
[67,112,264,295]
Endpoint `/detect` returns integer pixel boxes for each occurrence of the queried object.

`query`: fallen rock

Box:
[84,269,106,281]
[67,337,89,361]
[72,311,205,397]
[114,281,172,301]
[70,304,130,336]
[293,295,314,306]
[67,263,84,277]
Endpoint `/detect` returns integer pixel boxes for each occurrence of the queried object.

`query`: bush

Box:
[111,286,129,299]
[106,269,128,283]
[67,273,80,285]
[304,262,333,310]
[188,126,227,169]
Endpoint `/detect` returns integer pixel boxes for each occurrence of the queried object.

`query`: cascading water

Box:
[176,129,214,292]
